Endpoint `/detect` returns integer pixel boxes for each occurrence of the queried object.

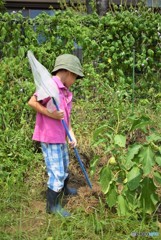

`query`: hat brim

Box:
[52,66,84,78]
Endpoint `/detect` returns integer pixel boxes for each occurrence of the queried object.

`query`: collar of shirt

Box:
[53,76,67,90]
[52,76,72,104]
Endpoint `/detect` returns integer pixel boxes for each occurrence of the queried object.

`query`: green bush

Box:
[92,115,161,217]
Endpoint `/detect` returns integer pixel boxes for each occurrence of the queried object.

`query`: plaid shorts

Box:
[41,143,69,192]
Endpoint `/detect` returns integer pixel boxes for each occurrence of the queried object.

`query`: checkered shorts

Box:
[41,143,69,192]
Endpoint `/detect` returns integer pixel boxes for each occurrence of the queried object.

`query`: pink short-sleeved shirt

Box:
[32,76,73,143]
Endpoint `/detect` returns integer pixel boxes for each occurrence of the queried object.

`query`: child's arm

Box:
[28,95,64,120]
[68,120,77,148]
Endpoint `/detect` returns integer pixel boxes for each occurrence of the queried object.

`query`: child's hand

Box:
[50,110,64,120]
[68,126,77,148]
[68,138,77,148]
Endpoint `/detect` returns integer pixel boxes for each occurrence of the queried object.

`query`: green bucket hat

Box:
[52,54,84,78]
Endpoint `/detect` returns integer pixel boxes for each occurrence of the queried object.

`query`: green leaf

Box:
[140,177,159,214]
[155,156,161,166]
[93,125,108,141]
[127,166,142,191]
[92,138,106,147]
[124,189,139,211]
[117,195,130,216]
[124,144,142,170]
[106,182,117,208]
[99,166,113,194]
[114,134,126,148]
[90,155,99,176]
[126,144,142,161]
[147,49,154,57]
[124,158,135,171]
[139,146,155,175]
[146,133,161,143]
[18,47,25,59]
[129,115,152,132]
[153,171,161,185]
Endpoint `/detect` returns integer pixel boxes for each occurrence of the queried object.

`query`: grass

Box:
[0,176,160,240]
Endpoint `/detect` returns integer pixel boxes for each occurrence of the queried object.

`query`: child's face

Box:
[65,72,78,88]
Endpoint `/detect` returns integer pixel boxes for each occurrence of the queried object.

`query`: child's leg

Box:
[41,142,71,216]
[62,144,77,195]
[62,143,69,179]
[41,143,66,192]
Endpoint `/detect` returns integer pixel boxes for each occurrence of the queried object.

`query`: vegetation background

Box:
[0,0,161,239]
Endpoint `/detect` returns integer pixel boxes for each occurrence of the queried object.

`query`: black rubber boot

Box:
[63,177,77,196]
[46,188,71,217]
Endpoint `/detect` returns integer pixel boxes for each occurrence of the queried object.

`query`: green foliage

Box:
[0,0,5,10]
[0,6,161,219]
[92,115,161,217]
[0,55,39,187]
[0,7,160,97]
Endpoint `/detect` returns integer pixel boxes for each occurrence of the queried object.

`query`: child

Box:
[28,54,84,217]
